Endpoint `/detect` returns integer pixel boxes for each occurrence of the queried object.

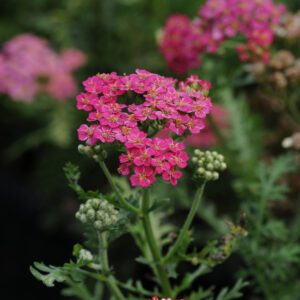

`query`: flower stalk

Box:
[163,182,206,264]
[141,188,173,297]
[98,160,139,214]
[97,232,125,300]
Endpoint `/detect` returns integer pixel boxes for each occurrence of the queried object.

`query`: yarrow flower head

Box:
[0,34,86,102]
[159,0,285,74]
[75,198,119,232]
[191,149,227,181]
[76,70,213,187]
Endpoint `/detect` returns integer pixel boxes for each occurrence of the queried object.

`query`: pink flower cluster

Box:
[159,0,285,74]
[0,34,86,102]
[158,15,204,75]
[77,70,212,187]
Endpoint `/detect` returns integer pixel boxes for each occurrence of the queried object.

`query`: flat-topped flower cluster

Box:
[0,34,86,101]
[159,0,285,74]
[77,69,212,187]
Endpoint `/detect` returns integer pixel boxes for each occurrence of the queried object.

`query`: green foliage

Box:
[254,154,296,202]
[30,262,67,287]
[188,287,214,300]
[235,154,300,299]
[215,279,248,300]
[119,279,155,297]
[212,82,300,299]
[174,265,210,295]
[186,279,248,300]
[64,162,101,201]
[221,89,263,179]
[30,261,98,300]
[34,156,249,300]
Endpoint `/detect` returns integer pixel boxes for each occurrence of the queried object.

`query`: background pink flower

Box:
[0,34,86,102]
[159,0,285,74]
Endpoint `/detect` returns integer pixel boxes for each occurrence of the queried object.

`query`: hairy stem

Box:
[163,182,206,264]
[98,160,139,214]
[98,232,125,300]
[141,189,173,297]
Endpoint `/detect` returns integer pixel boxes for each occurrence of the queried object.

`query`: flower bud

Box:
[76,198,119,232]
[78,249,93,262]
[78,214,87,223]
[78,144,86,154]
[78,144,93,157]
[191,150,227,181]
[86,209,96,221]
[78,143,108,161]
[94,220,103,230]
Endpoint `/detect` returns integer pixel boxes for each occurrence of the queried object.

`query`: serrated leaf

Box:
[120,279,153,297]
[215,279,248,300]
[174,265,211,295]
[30,263,66,287]
[188,286,214,300]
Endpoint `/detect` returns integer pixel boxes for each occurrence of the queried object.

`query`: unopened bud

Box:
[76,198,119,232]
[191,150,227,181]
[78,249,93,262]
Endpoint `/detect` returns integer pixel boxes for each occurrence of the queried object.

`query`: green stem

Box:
[141,189,173,297]
[98,160,139,214]
[163,182,206,264]
[98,232,125,300]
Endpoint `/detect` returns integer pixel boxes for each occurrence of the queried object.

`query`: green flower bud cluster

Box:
[191,150,227,181]
[78,144,107,161]
[75,198,118,231]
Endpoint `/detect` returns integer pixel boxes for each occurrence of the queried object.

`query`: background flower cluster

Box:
[0,34,86,101]
[159,0,285,74]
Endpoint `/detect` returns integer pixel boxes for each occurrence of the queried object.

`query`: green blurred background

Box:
[0,0,299,299]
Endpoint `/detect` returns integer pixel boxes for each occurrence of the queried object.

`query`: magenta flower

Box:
[133,148,155,166]
[152,138,168,153]
[118,163,131,175]
[125,132,151,149]
[162,167,183,186]
[77,124,97,145]
[130,166,156,187]
[94,126,116,143]
[150,156,170,174]
[166,151,189,168]
[76,93,96,111]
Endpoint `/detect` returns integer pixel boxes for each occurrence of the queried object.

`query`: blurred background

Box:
[1,0,300,299]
